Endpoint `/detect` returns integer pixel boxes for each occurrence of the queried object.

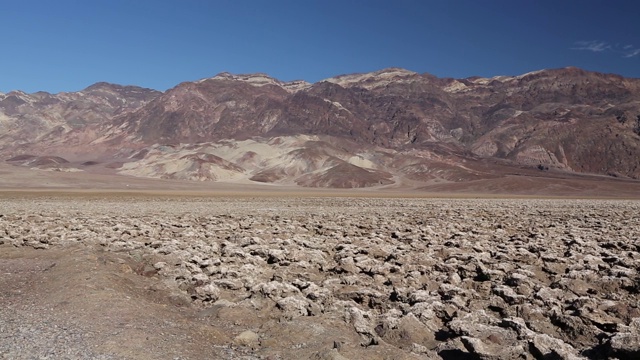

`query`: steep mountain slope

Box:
[443,68,640,177]
[0,83,160,158]
[2,67,639,189]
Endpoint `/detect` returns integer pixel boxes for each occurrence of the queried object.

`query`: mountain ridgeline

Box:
[1,67,639,188]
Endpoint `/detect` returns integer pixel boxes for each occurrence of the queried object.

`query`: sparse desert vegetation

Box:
[1,195,639,359]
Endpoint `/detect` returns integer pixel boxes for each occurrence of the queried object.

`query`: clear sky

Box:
[1,0,639,93]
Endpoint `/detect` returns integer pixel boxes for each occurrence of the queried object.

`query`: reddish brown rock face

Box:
[1,67,640,188]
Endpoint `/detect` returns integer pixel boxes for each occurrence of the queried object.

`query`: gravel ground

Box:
[1,197,639,359]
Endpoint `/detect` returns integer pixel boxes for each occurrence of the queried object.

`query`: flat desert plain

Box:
[1,191,640,360]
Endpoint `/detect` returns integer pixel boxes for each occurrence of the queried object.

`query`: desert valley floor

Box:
[1,186,640,359]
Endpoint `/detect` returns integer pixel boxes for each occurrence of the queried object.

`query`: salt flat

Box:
[1,196,639,359]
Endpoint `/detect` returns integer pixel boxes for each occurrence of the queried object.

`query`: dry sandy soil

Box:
[3,160,640,198]
[1,193,640,359]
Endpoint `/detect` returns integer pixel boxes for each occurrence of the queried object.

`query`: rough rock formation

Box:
[2,197,639,358]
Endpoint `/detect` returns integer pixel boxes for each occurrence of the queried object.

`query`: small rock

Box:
[529,333,581,360]
[234,330,260,347]
[153,261,167,270]
[381,313,437,350]
[194,283,220,301]
[311,348,350,360]
[192,273,209,285]
[609,318,640,359]
[276,296,310,317]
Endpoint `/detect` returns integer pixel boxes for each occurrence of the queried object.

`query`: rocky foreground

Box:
[1,196,639,359]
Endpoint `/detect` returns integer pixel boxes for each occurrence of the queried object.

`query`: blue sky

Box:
[1,0,639,93]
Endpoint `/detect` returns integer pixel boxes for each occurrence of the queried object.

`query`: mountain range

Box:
[2,67,640,192]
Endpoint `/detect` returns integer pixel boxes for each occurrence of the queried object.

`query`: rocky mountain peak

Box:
[204,72,310,93]
[207,72,279,85]
[83,81,119,91]
[1,90,34,107]
[323,67,420,89]
[82,82,160,96]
